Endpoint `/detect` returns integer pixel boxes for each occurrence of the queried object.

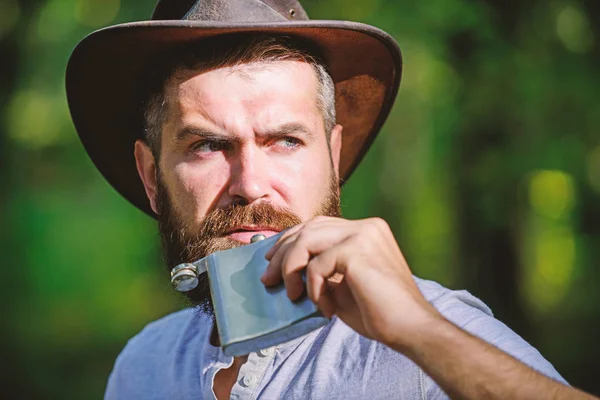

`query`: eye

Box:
[191,140,227,153]
[276,137,301,149]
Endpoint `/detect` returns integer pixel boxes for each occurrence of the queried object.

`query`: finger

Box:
[305,243,352,304]
[263,220,345,284]
[279,234,316,300]
[278,226,352,299]
[264,224,305,260]
[261,234,298,286]
[317,291,336,319]
[306,260,337,319]
[264,216,338,260]
[306,255,337,318]
[306,250,334,302]
[283,263,307,301]
[328,278,363,330]
[308,239,364,318]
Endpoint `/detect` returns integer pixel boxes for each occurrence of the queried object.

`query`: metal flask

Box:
[170,232,329,357]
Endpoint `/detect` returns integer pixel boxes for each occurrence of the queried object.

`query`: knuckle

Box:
[361,222,379,238]
[295,229,313,247]
[277,238,294,255]
[281,252,304,278]
[366,217,389,235]
[280,234,295,246]
[371,217,389,230]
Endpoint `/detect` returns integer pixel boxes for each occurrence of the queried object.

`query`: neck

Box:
[211,323,249,400]
[210,323,220,347]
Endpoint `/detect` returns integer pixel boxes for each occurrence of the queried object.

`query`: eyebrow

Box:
[174,122,316,143]
[259,122,316,141]
[175,126,233,143]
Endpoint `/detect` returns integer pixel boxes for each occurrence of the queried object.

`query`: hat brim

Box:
[66,20,402,217]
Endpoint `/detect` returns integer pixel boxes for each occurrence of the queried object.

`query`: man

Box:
[66,0,597,399]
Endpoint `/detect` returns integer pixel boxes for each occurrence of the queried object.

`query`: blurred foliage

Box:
[0,0,599,398]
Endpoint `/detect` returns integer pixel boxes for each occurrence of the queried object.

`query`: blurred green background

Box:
[1,0,599,398]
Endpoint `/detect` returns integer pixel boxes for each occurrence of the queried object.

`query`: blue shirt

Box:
[105,277,566,399]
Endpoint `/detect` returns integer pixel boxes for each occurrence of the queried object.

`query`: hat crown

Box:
[152,0,309,22]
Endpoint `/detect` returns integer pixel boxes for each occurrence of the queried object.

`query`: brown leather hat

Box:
[66,0,402,217]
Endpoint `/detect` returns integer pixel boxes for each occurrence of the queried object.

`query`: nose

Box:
[227,144,270,205]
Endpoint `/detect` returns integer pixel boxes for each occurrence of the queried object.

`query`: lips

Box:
[225,226,280,243]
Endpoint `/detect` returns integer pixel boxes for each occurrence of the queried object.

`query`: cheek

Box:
[165,160,230,221]
[271,151,332,220]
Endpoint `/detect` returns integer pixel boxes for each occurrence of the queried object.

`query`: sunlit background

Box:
[0,0,599,398]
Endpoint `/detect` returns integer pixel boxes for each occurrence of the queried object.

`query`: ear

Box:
[330,124,343,180]
[134,140,159,215]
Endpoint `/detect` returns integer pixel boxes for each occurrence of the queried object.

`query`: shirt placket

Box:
[229,346,277,400]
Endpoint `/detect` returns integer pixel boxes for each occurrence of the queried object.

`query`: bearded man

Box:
[66,0,596,399]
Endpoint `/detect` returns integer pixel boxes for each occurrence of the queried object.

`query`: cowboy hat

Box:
[66,0,402,217]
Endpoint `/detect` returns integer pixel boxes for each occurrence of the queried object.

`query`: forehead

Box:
[162,60,320,124]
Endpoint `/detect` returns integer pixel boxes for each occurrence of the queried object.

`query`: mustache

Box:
[196,202,303,239]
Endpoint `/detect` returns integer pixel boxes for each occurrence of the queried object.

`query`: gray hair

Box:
[142,35,336,158]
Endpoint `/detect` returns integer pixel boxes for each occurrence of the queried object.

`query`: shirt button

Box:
[259,347,275,357]
[242,375,258,388]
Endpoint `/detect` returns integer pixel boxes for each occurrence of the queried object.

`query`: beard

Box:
[156,171,342,315]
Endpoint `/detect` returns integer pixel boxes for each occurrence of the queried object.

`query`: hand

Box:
[262,217,599,400]
[261,216,440,349]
